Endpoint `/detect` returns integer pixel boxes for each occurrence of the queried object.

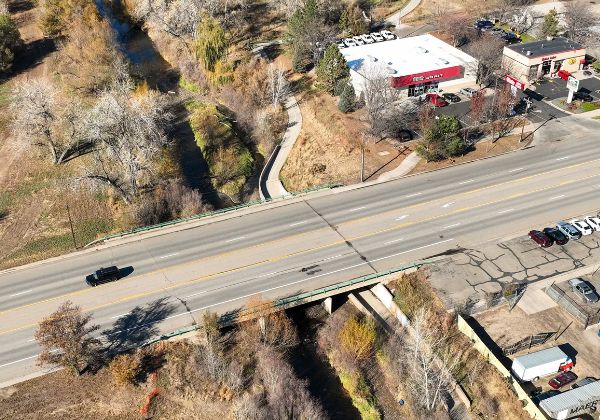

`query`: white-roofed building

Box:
[339,34,478,97]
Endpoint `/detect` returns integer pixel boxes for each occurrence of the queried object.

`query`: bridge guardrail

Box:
[142,260,434,347]
[86,183,341,247]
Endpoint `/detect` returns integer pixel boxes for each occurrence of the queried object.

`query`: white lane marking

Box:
[111,313,130,319]
[443,223,461,229]
[183,290,210,299]
[405,192,422,198]
[321,254,343,262]
[63,239,460,349]
[159,253,179,259]
[27,338,36,342]
[225,236,246,243]
[159,238,457,321]
[9,290,33,297]
[458,179,475,185]
[549,194,566,201]
[348,206,367,212]
[0,354,38,368]
[289,220,309,227]
[508,167,524,173]
[395,214,409,221]
[556,156,570,161]
[497,208,515,215]
[442,202,455,208]
[384,238,404,245]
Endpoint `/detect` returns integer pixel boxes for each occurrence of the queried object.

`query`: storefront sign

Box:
[390,66,463,88]
[504,74,525,90]
[541,55,557,61]
[567,75,579,91]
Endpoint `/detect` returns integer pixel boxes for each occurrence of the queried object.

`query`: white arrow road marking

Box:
[395,214,409,221]
[442,202,455,208]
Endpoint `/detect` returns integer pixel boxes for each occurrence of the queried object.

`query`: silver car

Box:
[343,38,358,47]
[361,34,375,44]
[380,30,396,40]
[352,36,365,45]
[460,87,477,98]
[371,32,385,42]
[568,278,599,304]
[556,221,582,240]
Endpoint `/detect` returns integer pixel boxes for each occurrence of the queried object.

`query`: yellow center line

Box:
[1,170,598,336]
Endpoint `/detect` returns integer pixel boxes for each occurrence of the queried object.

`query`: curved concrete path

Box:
[385,0,422,26]
[259,94,302,199]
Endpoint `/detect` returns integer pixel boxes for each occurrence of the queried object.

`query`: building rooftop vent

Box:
[526,50,533,56]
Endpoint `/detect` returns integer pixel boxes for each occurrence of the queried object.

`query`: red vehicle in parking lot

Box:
[549,371,578,389]
[426,93,448,107]
[529,230,553,247]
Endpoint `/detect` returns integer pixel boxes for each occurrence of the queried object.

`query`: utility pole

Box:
[66,203,77,249]
[360,134,366,183]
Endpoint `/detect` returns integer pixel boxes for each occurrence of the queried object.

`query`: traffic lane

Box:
[310,139,600,226]
[350,176,600,266]
[0,201,329,310]
[1,121,597,309]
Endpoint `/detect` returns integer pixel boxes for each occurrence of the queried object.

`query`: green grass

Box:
[74,217,115,245]
[495,23,535,43]
[179,75,201,93]
[580,102,600,112]
[339,370,381,420]
[592,115,600,120]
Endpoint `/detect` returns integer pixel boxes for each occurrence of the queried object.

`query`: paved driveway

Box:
[534,76,600,101]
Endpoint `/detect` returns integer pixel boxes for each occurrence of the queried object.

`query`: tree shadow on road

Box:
[101,297,175,356]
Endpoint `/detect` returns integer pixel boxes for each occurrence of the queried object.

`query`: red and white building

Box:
[340,34,478,97]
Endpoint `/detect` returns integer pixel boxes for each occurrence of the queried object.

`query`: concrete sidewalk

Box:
[260,94,302,199]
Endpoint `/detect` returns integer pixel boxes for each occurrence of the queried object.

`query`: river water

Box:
[94,0,179,92]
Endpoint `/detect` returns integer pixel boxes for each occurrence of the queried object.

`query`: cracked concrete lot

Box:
[427,232,600,310]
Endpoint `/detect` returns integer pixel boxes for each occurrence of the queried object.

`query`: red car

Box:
[529,230,553,247]
[549,371,578,389]
[426,93,448,107]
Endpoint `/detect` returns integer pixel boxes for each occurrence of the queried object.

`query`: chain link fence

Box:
[546,282,600,328]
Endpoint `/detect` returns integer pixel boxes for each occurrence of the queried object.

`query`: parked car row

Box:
[337,30,397,48]
[474,19,520,44]
[528,214,600,248]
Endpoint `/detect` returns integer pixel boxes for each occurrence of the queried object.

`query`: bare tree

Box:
[256,347,326,419]
[436,13,476,47]
[35,301,101,375]
[266,64,290,107]
[11,79,89,164]
[563,0,600,44]
[83,85,171,202]
[238,297,299,352]
[362,64,418,140]
[387,308,461,412]
[466,34,506,87]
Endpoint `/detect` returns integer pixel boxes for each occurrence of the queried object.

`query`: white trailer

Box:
[540,381,600,420]
[511,346,573,382]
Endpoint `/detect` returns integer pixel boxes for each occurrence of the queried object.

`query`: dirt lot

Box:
[475,304,600,391]
[280,84,412,191]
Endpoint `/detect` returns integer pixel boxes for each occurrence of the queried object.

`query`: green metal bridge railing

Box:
[142,260,434,347]
[86,183,341,247]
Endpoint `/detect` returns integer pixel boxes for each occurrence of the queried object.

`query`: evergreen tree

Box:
[540,9,560,38]
[0,13,22,73]
[316,44,349,94]
[416,115,465,161]
[338,83,356,113]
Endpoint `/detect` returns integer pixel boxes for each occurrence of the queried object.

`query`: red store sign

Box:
[390,66,463,88]
[504,74,525,90]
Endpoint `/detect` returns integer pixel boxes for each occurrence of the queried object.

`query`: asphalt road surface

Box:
[1,115,600,386]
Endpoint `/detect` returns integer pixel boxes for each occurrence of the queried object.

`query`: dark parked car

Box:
[442,93,461,103]
[549,371,578,389]
[529,230,553,247]
[86,266,120,286]
[397,130,413,141]
[531,389,560,405]
[475,19,494,30]
[543,227,568,245]
[574,92,594,102]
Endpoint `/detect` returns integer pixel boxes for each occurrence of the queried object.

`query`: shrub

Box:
[580,102,600,112]
[338,315,377,364]
[109,353,141,386]
[338,83,356,113]
[0,13,22,73]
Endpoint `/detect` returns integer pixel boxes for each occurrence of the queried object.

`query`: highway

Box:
[1,117,599,385]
